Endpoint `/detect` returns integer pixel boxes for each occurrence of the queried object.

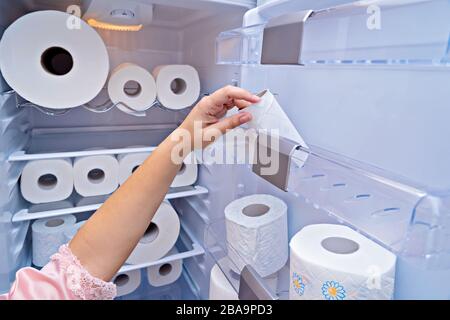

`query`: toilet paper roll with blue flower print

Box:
[289,224,396,300]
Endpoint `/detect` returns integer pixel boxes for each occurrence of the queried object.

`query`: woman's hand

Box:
[178,85,260,149]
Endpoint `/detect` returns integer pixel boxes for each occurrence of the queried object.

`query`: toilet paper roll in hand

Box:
[112,270,141,297]
[126,201,180,265]
[0,11,109,109]
[289,224,396,300]
[21,159,74,204]
[73,155,119,197]
[225,194,288,278]
[209,263,239,300]
[153,65,200,110]
[146,248,183,287]
[108,63,157,114]
[118,151,151,185]
[32,215,76,267]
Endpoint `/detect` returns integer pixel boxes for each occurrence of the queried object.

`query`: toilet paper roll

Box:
[289,224,396,300]
[152,65,200,110]
[225,194,288,278]
[126,201,180,265]
[246,90,309,164]
[118,151,151,185]
[108,63,157,114]
[32,215,76,267]
[73,155,119,197]
[29,200,73,214]
[146,248,183,287]
[0,11,109,109]
[171,160,198,188]
[21,159,74,204]
[209,263,239,300]
[63,221,87,243]
[112,270,141,297]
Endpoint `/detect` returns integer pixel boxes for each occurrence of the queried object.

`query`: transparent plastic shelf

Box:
[7,125,176,161]
[12,186,209,223]
[10,88,206,117]
[300,0,450,66]
[217,0,450,67]
[216,24,265,65]
[288,144,450,269]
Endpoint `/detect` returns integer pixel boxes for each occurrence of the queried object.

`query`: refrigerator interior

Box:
[1,0,450,300]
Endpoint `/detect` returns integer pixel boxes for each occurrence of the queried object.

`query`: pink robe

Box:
[0,245,117,300]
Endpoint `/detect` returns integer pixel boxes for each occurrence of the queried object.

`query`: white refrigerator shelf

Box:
[12,185,209,223]
[118,224,205,274]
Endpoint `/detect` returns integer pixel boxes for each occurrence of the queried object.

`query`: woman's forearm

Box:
[68,86,259,282]
[69,127,191,281]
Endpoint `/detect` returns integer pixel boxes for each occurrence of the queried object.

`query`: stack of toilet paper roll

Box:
[32,215,77,267]
[20,151,198,204]
[0,10,109,110]
[108,63,200,114]
[225,194,288,278]
[289,224,396,300]
[117,150,198,187]
[112,248,184,298]
[113,201,182,296]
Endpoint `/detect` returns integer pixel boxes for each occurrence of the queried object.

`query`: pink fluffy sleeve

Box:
[0,245,117,300]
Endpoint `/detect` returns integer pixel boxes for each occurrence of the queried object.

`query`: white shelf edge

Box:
[119,242,205,274]
[8,146,159,162]
[12,186,209,222]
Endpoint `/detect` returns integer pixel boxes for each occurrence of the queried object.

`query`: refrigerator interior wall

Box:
[0,0,250,296]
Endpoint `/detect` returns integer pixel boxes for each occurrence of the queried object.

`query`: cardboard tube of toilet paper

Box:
[225,194,288,278]
[32,215,76,267]
[112,269,141,297]
[108,63,157,113]
[289,224,396,300]
[146,248,183,287]
[126,201,180,265]
[209,263,239,300]
[153,65,200,110]
[0,11,109,110]
[21,159,74,204]
[73,155,119,197]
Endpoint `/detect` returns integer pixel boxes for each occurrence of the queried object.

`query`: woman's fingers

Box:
[210,85,260,107]
[206,112,252,135]
[233,99,253,110]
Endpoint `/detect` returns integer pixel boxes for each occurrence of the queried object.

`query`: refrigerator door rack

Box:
[217,0,450,67]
